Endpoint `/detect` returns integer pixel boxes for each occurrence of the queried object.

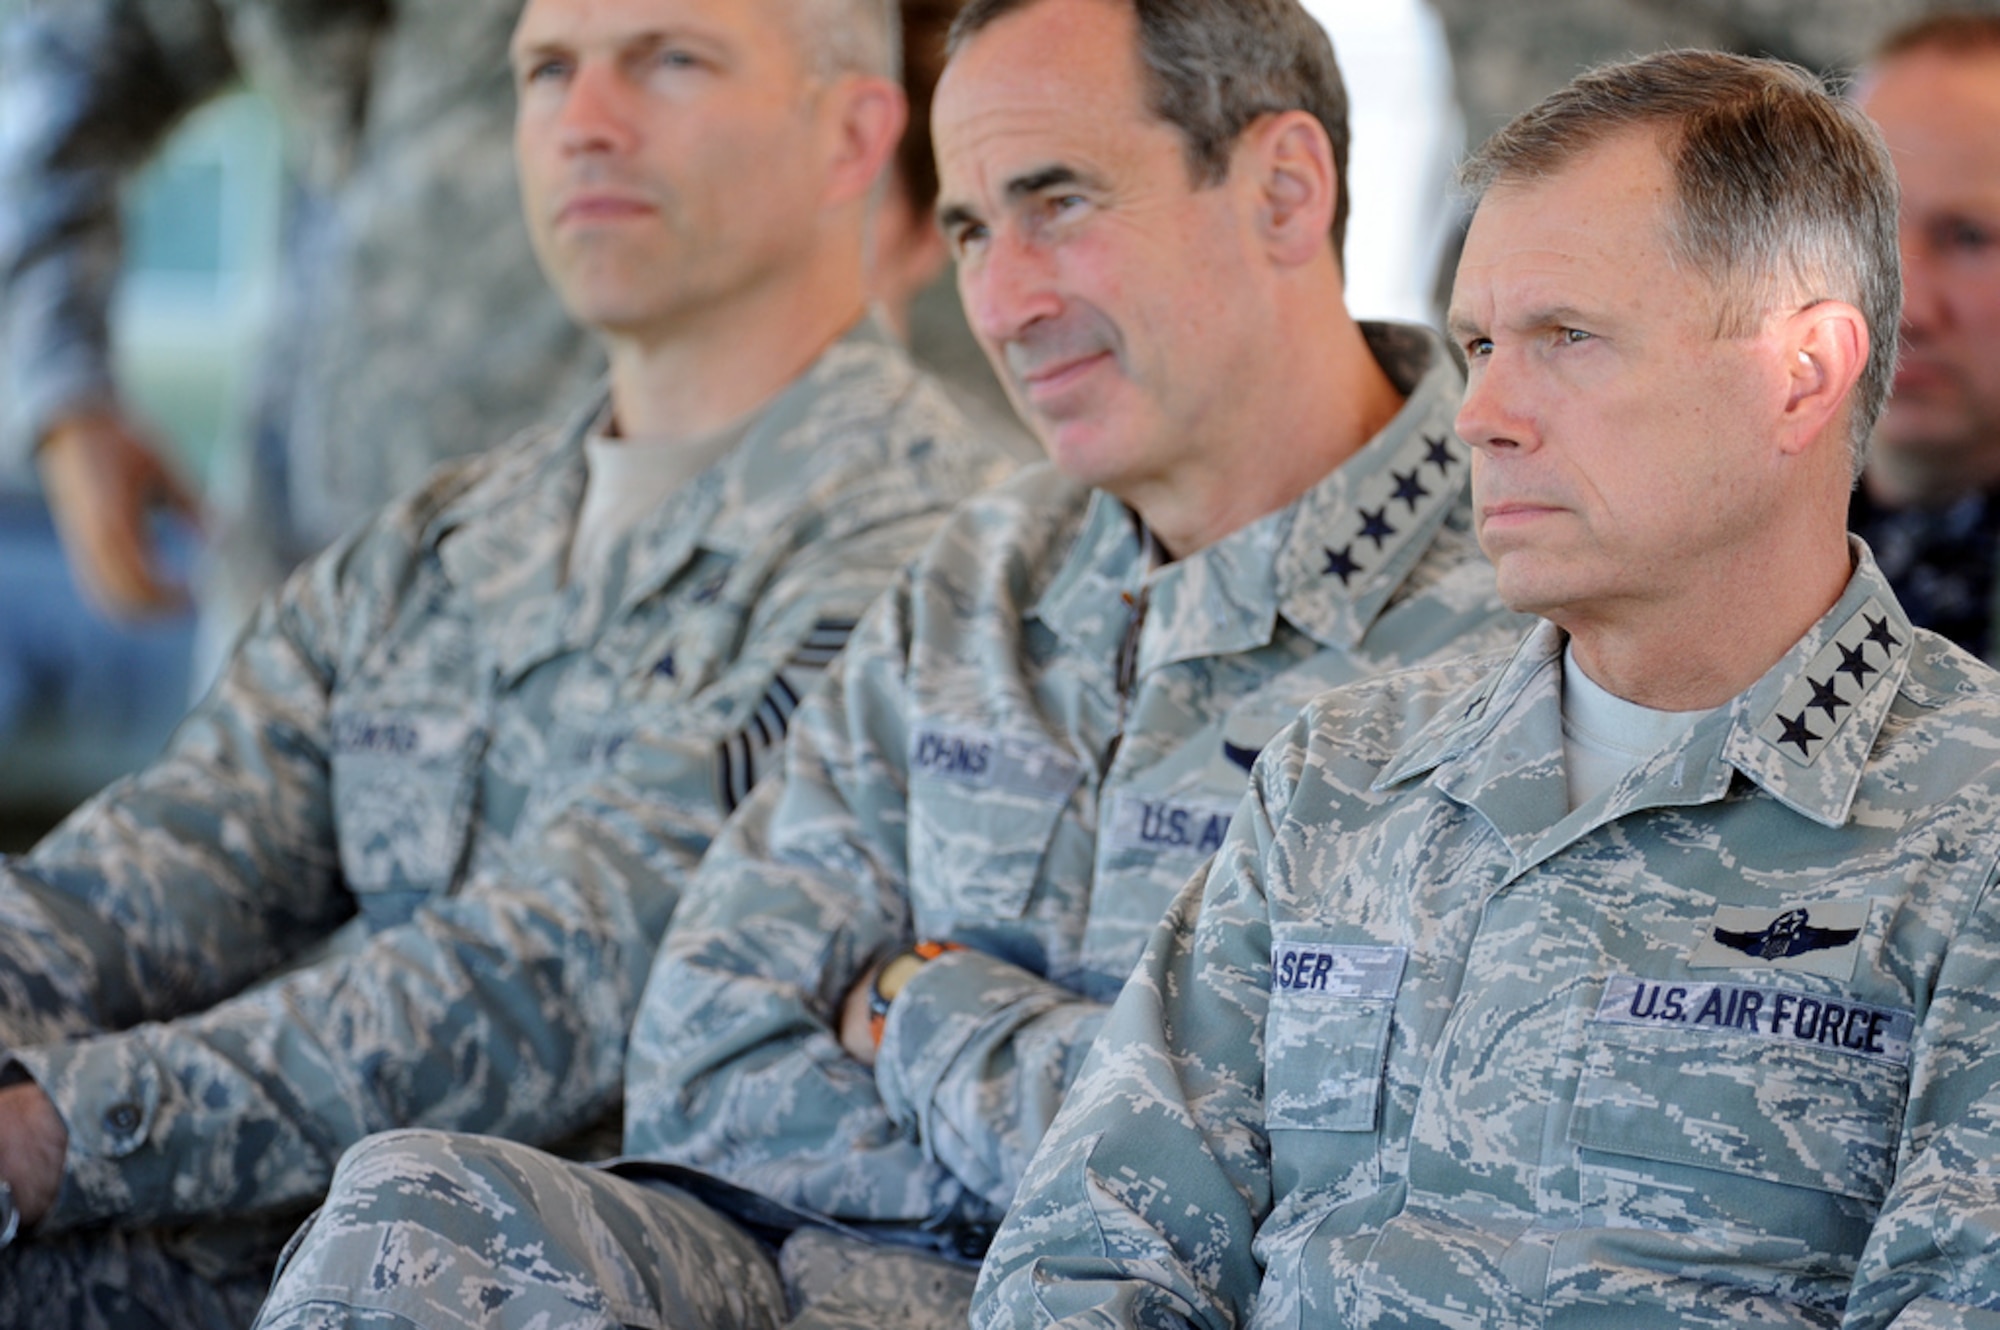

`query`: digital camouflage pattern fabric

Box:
[244,323,1528,1329]
[976,547,2000,1329]
[624,325,1524,1238]
[0,324,1010,1328]
[0,0,601,564]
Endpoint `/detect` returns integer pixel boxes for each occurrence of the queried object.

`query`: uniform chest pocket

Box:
[1570,986,1910,1207]
[329,707,486,924]
[1266,942,1408,1134]
[906,725,1081,924]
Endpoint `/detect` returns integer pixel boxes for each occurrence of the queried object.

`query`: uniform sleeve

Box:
[873,944,1113,1211]
[625,565,1003,1234]
[971,725,1308,1330]
[0,0,238,465]
[5,498,950,1233]
[1844,867,2000,1330]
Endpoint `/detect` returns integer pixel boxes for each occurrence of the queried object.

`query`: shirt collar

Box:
[430,318,911,601]
[1030,321,1472,673]
[1381,541,1918,863]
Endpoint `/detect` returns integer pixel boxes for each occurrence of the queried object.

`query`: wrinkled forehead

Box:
[511,0,794,61]
[933,0,1164,206]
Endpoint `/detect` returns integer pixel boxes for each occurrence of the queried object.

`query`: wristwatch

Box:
[867,940,964,1047]
[0,1177,18,1251]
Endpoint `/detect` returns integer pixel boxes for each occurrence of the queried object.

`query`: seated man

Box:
[0,0,1010,1322]
[249,0,1527,1326]
[977,50,2000,1328]
[1850,13,2000,664]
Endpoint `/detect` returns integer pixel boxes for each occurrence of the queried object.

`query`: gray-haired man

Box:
[977,49,2000,1329]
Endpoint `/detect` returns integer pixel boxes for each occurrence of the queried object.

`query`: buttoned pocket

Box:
[1571,1020,1906,1204]
[1266,941,1408,1133]
[329,707,485,925]
[907,725,1082,923]
[1568,1006,1909,1283]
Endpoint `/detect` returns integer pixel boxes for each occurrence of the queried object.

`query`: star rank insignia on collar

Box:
[1317,432,1464,593]
[1756,597,1908,766]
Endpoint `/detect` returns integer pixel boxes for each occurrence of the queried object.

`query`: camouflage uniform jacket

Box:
[623,323,1528,1252]
[0,0,600,550]
[976,547,2000,1330]
[0,326,1009,1233]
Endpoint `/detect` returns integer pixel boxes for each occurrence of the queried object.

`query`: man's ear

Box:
[1776,299,1868,458]
[822,75,907,210]
[1237,109,1338,269]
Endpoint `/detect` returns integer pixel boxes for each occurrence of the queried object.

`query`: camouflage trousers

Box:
[251,1130,979,1330]
[0,1216,285,1330]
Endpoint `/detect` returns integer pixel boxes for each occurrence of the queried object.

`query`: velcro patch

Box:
[1596,975,1912,1066]
[908,726,1080,802]
[1102,792,1237,858]
[331,712,476,762]
[1688,900,1870,980]
[1271,943,1407,999]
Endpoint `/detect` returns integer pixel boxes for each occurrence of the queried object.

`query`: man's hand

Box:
[839,963,884,1067]
[0,1082,68,1229]
[36,407,202,619]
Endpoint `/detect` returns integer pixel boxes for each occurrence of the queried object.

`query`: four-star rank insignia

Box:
[1317,432,1464,592]
[1755,597,1907,767]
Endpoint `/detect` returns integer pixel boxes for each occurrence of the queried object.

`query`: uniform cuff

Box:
[11,1030,169,1232]
[874,947,1066,1141]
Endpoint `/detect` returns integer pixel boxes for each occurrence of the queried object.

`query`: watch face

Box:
[876,951,930,1004]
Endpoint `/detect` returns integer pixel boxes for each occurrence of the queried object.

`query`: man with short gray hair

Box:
[976,48,2000,1327]
[246,0,1526,1325]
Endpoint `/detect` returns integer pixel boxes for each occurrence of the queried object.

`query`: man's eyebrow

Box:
[510,35,565,66]
[937,201,982,233]
[1005,164,1099,201]
[937,163,1109,232]
[1445,312,1483,342]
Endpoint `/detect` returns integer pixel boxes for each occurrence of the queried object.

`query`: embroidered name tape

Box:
[1102,791,1236,858]
[331,712,476,761]
[909,727,1081,802]
[1271,943,1408,999]
[1596,975,1912,1066]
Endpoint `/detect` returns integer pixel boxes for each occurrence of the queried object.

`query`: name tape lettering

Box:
[1596,975,1912,1066]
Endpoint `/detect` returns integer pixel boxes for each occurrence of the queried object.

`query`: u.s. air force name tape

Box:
[1596,975,1913,1066]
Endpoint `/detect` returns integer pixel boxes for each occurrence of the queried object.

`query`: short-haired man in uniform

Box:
[977,50,2000,1328]
[0,0,1011,1324]
[249,1,1526,1326]
[1850,13,2000,663]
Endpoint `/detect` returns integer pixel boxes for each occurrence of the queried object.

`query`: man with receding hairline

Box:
[977,48,2000,1329]
[0,0,1010,1323]
[249,0,1523,1325]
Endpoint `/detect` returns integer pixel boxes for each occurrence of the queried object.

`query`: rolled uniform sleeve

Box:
[626,569,972,1227]
[972,724,1308,1330]
[0,0,239,463]
[874,946,1109,1210]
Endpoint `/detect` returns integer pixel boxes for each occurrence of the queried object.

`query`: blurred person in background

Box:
[0,2,603,660]
[0,0,1012,1323]
[1849,13,2000,663]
